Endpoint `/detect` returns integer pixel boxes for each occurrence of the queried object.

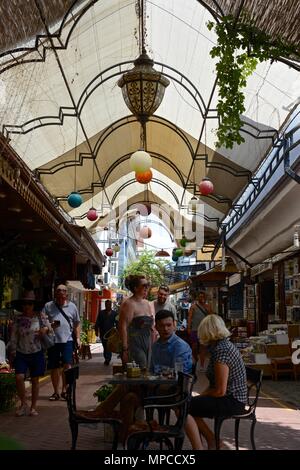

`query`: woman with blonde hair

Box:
[185,314,247,449]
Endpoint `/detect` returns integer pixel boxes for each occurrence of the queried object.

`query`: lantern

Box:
[180,237,187,247]
[67,191,82,208]
[86,208,98,221]
[175,248,183,257]
[135,169,152,184]
[130,150,152,172]
[199,177,214,196]
[106,248,113,257]
[113,244,120,253]
[140,226,152,239]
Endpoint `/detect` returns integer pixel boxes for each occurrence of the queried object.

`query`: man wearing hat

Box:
[10,291,52,416]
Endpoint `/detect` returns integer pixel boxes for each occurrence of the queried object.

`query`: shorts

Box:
[189,394,246,418]
[15,350,45,378]
[47,341,73,369]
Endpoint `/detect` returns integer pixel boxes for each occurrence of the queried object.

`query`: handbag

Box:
[38,316,55,350]
[40,332,56,350]
[103,327,122,354]
[55,303,79,351]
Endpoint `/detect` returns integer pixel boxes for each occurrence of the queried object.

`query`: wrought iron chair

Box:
[126,371,194,450]
[64,366,122,450]
[214,366,263,450]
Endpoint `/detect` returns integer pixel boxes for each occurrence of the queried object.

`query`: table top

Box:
[109,373,177,386]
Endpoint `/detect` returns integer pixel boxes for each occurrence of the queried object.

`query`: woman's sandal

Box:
[60,392,67,400]
[49,393,60,401]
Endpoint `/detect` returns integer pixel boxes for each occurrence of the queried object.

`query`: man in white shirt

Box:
[152,285,177,326]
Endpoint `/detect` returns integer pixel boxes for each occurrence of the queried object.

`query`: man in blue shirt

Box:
[150,310,192,374]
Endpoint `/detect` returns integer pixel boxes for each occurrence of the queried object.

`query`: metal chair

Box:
[64,366,121,450]
[214,366,263,450]
[126,371,194,450]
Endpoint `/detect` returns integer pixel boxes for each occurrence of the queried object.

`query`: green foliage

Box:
[0,245,47,303]
[80,317,93,345]
[93,384,113,402]
[207,15,299,149]
[121,250,169,288]
[0,373,17,412]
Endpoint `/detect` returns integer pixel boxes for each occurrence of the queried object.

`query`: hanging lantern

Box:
[199,177,214,196]
[172,255,179,262]
[140,225,152,238]
[188,196,198,211]
[135,169,153,184]
[67,191,82,208]
[155,249,169,257]
[175,248,183,257]
[106,248,113,257]
[86,208,98,221]
[130,150,152,172]
[113,243,120,253]
[117,51,170,124]
[180,237,187,247]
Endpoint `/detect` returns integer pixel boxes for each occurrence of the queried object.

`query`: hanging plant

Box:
[207,15,299,149]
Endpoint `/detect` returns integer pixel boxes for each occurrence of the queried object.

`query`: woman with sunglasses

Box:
[119,274,154,368]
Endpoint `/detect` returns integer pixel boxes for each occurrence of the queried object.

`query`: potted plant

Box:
[93,383,113,403]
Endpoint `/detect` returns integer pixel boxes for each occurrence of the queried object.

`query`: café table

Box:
[109,373,177,387]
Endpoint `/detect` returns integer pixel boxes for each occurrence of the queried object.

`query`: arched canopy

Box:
[0,0,299,245]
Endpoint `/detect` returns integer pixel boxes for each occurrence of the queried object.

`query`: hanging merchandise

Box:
[175,248,183,257]
[140,225,152,238]
[113,243,120,253]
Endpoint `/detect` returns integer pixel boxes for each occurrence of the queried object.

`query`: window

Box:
[110,261,118,277]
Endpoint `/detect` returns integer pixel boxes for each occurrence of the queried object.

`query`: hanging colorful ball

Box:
[106,248,113,257]
[175,248,183,257]
[130,150,152,172]
[140,226,152,239]
[135,169,153,184]
[199,177,214,196]
[86,208,98,221]
[189,196,198,211]
[67,191,82,208]
[113,244,120,253]
[180,237,187,247]
[172,255,179,262]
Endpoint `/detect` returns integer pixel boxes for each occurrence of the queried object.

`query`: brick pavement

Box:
[0,344,299,450]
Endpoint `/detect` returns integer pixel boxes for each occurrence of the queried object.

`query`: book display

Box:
[284,257,300,322]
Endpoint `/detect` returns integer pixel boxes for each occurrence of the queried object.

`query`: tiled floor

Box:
[0,344,300,450]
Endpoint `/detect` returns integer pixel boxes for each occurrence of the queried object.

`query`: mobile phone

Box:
[52,320,60,327]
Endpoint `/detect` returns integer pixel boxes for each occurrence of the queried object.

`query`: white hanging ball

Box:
[130,150,152,172]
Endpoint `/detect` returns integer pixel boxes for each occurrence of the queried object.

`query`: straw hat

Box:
[11,290,41,310]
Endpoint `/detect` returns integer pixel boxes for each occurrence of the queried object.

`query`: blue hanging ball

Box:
[172,255,179,262]
[67,191,82,208]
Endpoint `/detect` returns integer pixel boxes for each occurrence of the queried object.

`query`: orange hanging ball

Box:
[135,169,153,184]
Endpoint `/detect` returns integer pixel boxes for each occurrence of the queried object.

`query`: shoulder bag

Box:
[55,303,79,351]
[103,327,122,354]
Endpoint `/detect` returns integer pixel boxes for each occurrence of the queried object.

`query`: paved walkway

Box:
[0,344,300,450]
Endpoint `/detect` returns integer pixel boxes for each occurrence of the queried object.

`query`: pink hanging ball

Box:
[199,178,214,196]
[87,208,98,221]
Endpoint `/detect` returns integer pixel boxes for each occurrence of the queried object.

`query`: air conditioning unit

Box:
[103,272,110,285]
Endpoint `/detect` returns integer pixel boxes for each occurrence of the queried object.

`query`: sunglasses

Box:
[140,283,150,288]
[56,289,67,293]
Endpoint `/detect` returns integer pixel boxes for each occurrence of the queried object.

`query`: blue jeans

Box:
[101,337,112,362]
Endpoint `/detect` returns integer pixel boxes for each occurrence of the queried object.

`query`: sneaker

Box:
[29,409,38,416]
[49,393,60,401]
[15,404,28,417]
